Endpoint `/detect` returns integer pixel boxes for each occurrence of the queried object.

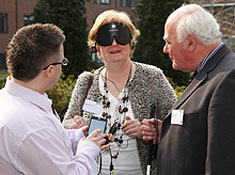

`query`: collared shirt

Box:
[0,77,100,175]
[196,42,225,73]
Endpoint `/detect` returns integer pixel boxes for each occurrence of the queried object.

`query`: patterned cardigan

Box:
[62,61,176,174]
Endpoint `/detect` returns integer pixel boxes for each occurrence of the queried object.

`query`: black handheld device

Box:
[86,116,107,136]
[147,104,156,165]
[146,104,158,175]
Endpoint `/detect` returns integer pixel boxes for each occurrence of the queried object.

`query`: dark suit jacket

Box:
[157,45,235,175]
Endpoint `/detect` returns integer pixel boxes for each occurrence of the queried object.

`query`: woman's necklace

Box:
[101,62,133,158]
[102,63,132,123]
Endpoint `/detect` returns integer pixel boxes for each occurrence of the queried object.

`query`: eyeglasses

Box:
[42,57,69,70]
[96,22,132,46]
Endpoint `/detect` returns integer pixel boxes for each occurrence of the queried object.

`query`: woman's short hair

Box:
[88,10,140,48]
[176,4,222,46]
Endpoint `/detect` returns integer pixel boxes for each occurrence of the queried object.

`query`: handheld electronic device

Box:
[86,116,107,136]
[146,104,157,175]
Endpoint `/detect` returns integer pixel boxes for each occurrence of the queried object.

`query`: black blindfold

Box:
[96,22,132,46]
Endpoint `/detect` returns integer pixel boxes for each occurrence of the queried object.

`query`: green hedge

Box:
[0,73,185,121]
[0,73,8,89]
[47,74,76,120]
[167,77,186,99]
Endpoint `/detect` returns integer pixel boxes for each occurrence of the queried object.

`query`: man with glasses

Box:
[0,23,109,175]
[42,57,69,70]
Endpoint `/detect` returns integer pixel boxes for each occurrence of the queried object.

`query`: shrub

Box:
[174,85,186,99]
[167,77,186,99]
[47,74,76,120]
[0,73,9,89]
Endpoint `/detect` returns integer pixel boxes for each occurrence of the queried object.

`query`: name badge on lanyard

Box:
[171,110,184,125]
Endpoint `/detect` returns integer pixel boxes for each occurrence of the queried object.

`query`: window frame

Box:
[120,0,133,8]
[24,15,35,26]
[93,0,110,5]
[0,13,8,34]
[0,53,7,70]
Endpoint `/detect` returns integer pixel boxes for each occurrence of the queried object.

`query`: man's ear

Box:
[43,66,54,79]
[188,34,198,52]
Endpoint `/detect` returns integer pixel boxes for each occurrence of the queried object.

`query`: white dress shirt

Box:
[0,77,100,175]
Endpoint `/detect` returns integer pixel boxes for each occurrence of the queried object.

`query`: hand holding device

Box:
[81,128,110,151]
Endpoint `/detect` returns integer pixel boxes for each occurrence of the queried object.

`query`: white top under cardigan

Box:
[98,75,142,175]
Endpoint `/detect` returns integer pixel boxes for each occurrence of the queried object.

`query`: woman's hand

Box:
[70,115,87,129]
[121,116,142,139]
[141,118,162,144]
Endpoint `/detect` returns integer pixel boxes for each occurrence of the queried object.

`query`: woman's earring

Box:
[91,46,97,53]
[131,41,135,50]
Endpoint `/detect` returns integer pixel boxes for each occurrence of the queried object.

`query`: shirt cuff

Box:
[76,140,100,159]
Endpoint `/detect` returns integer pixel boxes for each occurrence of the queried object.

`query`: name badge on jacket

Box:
[82,99,103,115]
[171,110,184,125]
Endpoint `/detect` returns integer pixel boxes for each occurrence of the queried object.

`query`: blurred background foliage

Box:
[32,0,96,77]
[47,74,76,119]
[0,73,7,89]
[1,73,184,120]
[133,0,190,86]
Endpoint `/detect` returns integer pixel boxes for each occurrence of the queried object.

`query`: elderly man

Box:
[142,4,235,175]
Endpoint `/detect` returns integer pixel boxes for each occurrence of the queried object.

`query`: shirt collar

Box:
[196,42,225,73]
[5,77,52,112]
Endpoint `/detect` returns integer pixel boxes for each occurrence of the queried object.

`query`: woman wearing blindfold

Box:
[63,10,176,175]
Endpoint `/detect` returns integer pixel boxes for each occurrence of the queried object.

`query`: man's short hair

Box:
[6,23,65,80]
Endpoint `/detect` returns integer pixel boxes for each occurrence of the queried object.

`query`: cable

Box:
[98,153,102,175]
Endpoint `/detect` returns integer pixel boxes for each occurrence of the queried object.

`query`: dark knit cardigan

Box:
[63,62,176,174]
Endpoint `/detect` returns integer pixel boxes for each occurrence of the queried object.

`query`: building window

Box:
[120,0,133,8]
[0,13,8,34]
[24,15,34,26]
[94,0,110,5]
[0,53,7,70]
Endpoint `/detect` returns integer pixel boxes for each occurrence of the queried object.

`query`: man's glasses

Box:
[42,57,69,70]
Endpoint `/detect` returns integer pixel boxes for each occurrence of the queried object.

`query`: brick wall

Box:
[0,0,39,54]
[0,0,17,54]
[222,36,235,52]
[190,0,235,36]
[191,0,235,3]
[85,0,138,30]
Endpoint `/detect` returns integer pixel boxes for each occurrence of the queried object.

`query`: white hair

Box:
[176,4,222,45]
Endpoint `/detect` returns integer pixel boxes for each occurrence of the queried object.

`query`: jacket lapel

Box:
[173,72,207,110]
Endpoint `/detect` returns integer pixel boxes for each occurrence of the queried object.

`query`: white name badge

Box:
[171,110,184,125]
[82,99,103,115]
